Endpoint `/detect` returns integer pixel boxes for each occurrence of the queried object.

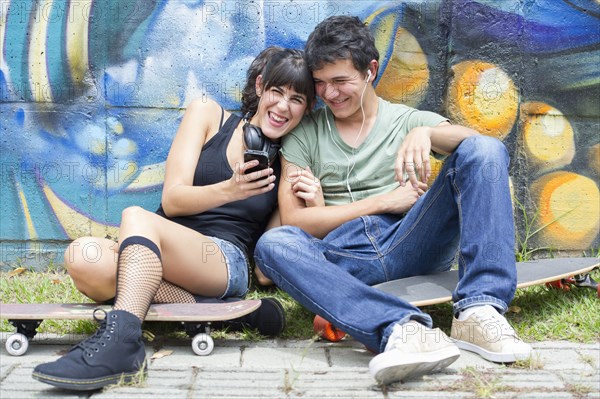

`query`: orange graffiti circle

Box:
[374,25,429,108]
[446,61,518,140]
[531,172,600,249]
[520,102,575,173]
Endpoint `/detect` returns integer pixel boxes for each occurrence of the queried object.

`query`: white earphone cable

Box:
[325,71,370,202]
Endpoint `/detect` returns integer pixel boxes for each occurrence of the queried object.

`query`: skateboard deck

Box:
[0,300,261,356]
[375,257,599,307]
[314,257,599,341]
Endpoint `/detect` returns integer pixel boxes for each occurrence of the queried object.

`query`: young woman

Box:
[32,47,315,391]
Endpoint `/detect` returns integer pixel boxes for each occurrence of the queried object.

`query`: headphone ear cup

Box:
[243,122,266,151]
[243,121,280,164]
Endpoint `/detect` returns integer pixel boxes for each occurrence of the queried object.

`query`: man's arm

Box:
[430,121,479,155]
[395,121,479,187]
[279,157,425,238]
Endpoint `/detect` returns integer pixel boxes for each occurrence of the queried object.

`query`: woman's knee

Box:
[121,206,151,225]
[64,237,117,301]
[65,238,103,270]
[64,237,117,279]
[119,206,160,240]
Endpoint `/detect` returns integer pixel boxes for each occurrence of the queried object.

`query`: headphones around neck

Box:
[242,113,280,164]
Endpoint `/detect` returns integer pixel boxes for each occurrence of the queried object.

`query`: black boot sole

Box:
[32,368,147,391]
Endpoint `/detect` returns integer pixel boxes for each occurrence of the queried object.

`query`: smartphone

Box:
[243,150,269,174]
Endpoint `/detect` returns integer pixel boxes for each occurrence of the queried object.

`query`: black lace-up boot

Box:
[233,297,286,337]
[32,309,146,391]
[194,296,286,337]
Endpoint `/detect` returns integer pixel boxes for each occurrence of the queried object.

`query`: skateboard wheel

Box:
[6,333,29,356]
[191,333,214,356]
[313,315,346,342]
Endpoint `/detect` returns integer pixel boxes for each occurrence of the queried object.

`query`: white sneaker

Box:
[368,321,460,385]
[451,305,533,363]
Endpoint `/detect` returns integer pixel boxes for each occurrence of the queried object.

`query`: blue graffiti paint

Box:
[1,0,598,266]
[15,108,25,126]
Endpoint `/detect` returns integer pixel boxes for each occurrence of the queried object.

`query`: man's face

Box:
[312,59,369,121]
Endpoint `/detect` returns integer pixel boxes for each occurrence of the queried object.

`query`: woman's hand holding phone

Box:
[244,150,269,174]
[225,152,275,201]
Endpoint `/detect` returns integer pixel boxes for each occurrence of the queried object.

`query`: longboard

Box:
[375,257,599,306]
[0,300,261,356]
[314,257,599,341]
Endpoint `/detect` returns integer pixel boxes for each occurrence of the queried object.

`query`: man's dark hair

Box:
[305,15,379,76]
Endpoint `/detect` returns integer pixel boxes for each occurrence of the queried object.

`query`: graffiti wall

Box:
[1,0,598,269]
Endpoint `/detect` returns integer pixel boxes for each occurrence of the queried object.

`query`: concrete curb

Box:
[1,334,598,398]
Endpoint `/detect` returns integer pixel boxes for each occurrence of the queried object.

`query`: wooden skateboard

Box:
[0,300,261,356]
[314,257,599,341]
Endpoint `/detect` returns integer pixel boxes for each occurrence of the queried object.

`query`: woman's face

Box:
[253,79,309,140]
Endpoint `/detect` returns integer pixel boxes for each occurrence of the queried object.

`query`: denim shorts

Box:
[207,236,249,299]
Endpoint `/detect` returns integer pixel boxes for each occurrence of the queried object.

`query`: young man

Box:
[254,16,532,385]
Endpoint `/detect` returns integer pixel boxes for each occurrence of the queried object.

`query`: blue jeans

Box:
[207,236,250,299]
[254,135,516,353]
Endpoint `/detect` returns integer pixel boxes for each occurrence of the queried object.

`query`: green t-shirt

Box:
[281,98,448,205]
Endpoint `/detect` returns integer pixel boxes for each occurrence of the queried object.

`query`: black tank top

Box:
[156,111,280,255]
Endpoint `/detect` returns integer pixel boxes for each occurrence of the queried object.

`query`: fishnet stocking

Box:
[113,242,162,321]
[153,281,196,304]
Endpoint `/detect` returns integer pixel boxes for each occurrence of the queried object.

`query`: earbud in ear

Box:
[365,70,372,82]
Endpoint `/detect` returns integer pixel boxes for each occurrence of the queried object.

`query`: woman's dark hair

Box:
[305,16,379,76]
[241,46,315,116]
